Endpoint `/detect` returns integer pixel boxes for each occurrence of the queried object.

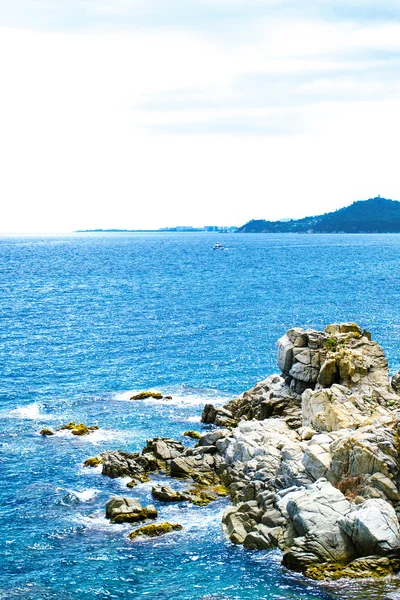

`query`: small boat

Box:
[213,242,225,250]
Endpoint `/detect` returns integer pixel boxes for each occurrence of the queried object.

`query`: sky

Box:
[0,1,400,232]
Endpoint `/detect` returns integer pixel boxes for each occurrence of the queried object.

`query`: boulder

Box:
[169,451,221,484]
[142,437,185,462]
[57,421,99,436]
[201,375,300,429]
[105,496,157,524]
[281,479,356,567]
[100,450,153,480]
[339,499,400,556]
[128,522,182,539]
[151,484,190,502]
[183,430,201,440]
[40,428,54,436]
[130,391,163,400]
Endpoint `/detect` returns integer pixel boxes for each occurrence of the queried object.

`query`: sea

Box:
[2,232,400,600]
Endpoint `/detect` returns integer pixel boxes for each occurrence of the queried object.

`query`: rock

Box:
[151,484,189,502]
[128,522,182,539]
[183,430,201,439]
[198,429,231,447]
[83,456,103,467]
[277,334,294,373]
[40,428,54,436]
[105,496,157,524]
[212,323,400,582]
[222,506,248,544]
[169,452,221,485]
[329,426,400,483]
[201,375,300,429]
[201,404,237,427]
[276,323,399,404]
[142,437,185,462]
[391,371,400,394]
[305,556,400,580]
[100,450,154,480]
[130,391,163,400]
[57,421,99,436]
[339,499,400,556]
[302,385,381,432]
[281,479,355,568]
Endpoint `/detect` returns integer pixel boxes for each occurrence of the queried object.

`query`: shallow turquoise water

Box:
[2,232,400,599]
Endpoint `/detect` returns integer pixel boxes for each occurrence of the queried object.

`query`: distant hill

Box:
[236,197,400,233]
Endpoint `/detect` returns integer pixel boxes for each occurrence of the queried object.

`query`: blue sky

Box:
[0,0,399,231]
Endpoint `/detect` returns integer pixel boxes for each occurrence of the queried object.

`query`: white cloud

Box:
[0,10,399,232]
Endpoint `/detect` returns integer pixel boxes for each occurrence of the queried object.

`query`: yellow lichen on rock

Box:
[128,522,182,539]
[130,391,163,400]
[183,430,201,439]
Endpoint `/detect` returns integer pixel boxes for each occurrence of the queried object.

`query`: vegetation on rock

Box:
[58,421,99,436]
[40,428,54,436]
[128,522,183,539]
[183,430,201,439]
[130,391,163,400]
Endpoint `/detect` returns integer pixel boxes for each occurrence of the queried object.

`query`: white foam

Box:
[74,512,130,532]
[113,390,229,408]
[70,488,99,502]
[6,402,50,420]
[54,428,125,444]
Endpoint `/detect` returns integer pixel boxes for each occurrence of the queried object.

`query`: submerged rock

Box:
[57,421,99,436]
[128,522,182,539]
[83,456,103,467]
[105,496,157,524]
[130,391,163,400]
[40,428,54,436]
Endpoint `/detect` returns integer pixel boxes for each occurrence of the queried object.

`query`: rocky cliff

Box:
[200,323,400,580]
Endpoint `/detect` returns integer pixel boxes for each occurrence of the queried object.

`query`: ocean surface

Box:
[2,232,400,600]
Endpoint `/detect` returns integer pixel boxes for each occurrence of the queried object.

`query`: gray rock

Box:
[105,495,157,523]
[339,499,400,556]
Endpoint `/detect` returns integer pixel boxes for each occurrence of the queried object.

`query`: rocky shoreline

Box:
[82,322,400,584]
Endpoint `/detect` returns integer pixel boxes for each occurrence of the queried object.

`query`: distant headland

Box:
[76,226,237,233]
[237,197,400,233]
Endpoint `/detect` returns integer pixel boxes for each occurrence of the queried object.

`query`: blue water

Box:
[2,232,400,600]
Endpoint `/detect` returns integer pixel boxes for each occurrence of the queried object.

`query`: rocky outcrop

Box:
[152,484,190,502]
[151,482,228,506]
[277,323,397,402]
[105,496,157,524]
[199,323,400,581]
[142,437,185,464]
[201,375,301,429]
[100,450,156,481]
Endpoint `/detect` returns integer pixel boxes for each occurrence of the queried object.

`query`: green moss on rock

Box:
[84,456,103,467]
[40,428,55,436]
[130,391,163,400]
[305,556,400,580]
[128,522,183,539]
[183,430,201,439]
[58,421,99,436]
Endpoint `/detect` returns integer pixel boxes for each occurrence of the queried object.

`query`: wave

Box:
[113,385,230,407]
[54,427,127,445]
[4,402,50,420]
[54,487,100,506]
